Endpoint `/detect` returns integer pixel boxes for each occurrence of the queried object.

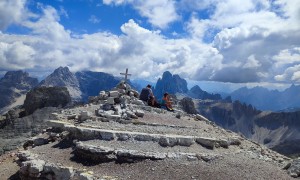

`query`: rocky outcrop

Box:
[154,71,188,99]
[188,85,222,100]
[0,71,38,114]
[24,87,71,115]
[0,107,59,156]
[179,97,198,114]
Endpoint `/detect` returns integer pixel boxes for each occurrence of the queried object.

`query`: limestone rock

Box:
[179,97,198,114]
[44,163,75,179]
[24,86,71,115]
[20,159,45,178]
[126,110,138,119]
[135,110,145,117]
[196,137,218,149]
[79,111,91,121]
[132,99,145,106]
[109,91,119,98]
[287,158,300,178]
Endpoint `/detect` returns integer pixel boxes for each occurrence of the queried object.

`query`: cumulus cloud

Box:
[183,0,300,83]
[103,0,179,29]
[0,0,28,30]
[0,0,300,85]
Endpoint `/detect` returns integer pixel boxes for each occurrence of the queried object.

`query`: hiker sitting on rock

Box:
[161,92,174,111]
[139,84,160,107]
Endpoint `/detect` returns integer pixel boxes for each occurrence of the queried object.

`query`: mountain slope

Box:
[188,85,222,100]
[39,67,82,101]
[75,71,120,101]
[196,99,300,156]
[230,85,300,111]
[0,71,38,114]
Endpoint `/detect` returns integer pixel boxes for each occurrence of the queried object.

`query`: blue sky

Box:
[0,0,300,91]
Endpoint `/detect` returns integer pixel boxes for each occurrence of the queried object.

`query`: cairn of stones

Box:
[17,81,300,179]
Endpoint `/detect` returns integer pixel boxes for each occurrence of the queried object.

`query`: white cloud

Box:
[22,5,71,41]
[275,64,300,83]
[243,55,261,69]
[102,0,179,29]
[89,15,101,24]
[0,0,28,30]
[188,0,300,83]
[59,6,69,18]
[0,0,300,85]
[273,48,300,66]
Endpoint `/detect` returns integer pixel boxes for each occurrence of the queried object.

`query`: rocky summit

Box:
[1,82,299,180]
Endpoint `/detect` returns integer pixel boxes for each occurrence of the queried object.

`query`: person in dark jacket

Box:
[139,84,160,107]
[139,84,153,102]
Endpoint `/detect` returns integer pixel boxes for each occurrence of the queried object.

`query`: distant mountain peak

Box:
[188,85,221,100]
[154,71,188,99]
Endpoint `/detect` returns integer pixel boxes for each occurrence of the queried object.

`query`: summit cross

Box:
[120,68,131,83]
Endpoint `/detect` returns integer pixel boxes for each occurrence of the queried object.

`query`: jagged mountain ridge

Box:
[196,99,300,156]
[230,85,300,111]
[39,67,82,101]
[188,85,222,100]
[154,71,188,99]
[0,71,38,114]
[154,71,221,101]
[39,67,120,102]
[75,71,120,101]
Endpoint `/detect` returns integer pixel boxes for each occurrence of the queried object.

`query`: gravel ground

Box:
[28,141,292,180]
[0,149,20,180]
[3,104,293,179]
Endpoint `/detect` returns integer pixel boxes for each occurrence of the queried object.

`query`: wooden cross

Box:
[120,68,131,83]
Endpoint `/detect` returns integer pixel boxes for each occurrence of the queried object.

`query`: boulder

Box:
[109,91,119,98]
[20,159,45,178]
[79,111,91,121]
[44,163,74,179]
[288,158,300,178]
[135,110,145,117]
[196,137,218,149]
[24,86,71,115]
[132,100,145,106]
[107,97,115,105]
[179,97,198,114]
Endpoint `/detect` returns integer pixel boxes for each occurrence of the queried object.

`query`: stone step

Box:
[74,140,222,163]
[48,120,241,149]
[17,151,94,180]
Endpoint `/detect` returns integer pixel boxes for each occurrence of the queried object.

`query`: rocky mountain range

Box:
[0,67,122,114]
[1,68,300,159]
[153,71,222,102]
[230,85,300,111]
[188,85,222,100]
[39,67,121,102]
[196,99,300,157]
[75,70,120,101]
[0,71,38,114]
[0,81,299,179]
